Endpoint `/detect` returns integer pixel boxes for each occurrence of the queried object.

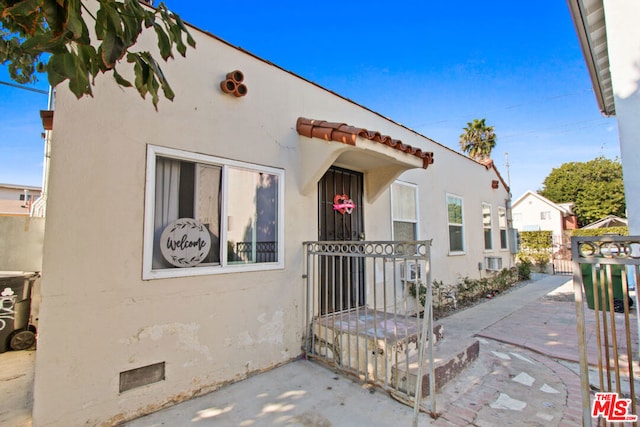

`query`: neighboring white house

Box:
[512,190,578,238]
[0,183,41,216]
[0,183,41,202]
[566,0,640,235]
[32,11,513,426]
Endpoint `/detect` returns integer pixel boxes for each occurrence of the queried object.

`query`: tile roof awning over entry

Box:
[296,118,434,169]
[296,117,434,202]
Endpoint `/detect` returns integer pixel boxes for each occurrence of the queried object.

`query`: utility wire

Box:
[0,80,48,95]
[416,89,594,128]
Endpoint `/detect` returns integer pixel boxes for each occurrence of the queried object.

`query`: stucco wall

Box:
[33,20,512,426]
[394,158,512,283]
[512,194,564,237]
[0,216,44,272]
[603,0,640,235]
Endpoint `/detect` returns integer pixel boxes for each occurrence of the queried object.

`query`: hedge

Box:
[571,227,628,237]
[520,230,553,251]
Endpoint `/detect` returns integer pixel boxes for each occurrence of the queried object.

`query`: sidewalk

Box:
[0,348,35,427]
[433,274,583,426]
[1,274,594,426]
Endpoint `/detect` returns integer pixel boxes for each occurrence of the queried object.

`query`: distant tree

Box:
[0,0,195,109]
[459,118,496,160]
[539,156,625,227]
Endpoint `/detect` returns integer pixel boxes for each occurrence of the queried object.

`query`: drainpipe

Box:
[32,86,55,217]
[506,198,515,268]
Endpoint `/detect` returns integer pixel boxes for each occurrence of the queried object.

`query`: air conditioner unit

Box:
[484,257,503,271]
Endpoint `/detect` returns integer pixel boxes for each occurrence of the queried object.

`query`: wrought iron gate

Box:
[303,240,435,424]
[572,235,640,426]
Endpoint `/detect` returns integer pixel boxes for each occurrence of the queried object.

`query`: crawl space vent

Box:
[119,362,165,392]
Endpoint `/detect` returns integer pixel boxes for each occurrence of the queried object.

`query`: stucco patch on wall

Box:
[257,310,284,345]
[236,310,285,349]
[238,331,254,347]
[121,323,212,360]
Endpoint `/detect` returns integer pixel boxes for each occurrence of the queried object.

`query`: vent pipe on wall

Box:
[220,70,248,97]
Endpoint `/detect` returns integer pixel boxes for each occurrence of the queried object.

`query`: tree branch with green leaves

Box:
[539,156,625,227]
[1,0,195,109]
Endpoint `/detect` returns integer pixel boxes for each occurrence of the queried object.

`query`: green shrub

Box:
[408,280,428,307]
[531,253,549,272]
[516,253,531,263]
[517,259,532,281]
[411,269,518,312]
[518,230,552,273]
[520,230,553,251]
[571,226,628,237]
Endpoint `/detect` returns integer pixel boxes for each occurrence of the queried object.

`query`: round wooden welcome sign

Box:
[160,218,211,267]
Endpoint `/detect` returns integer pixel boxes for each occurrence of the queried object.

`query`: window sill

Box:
[143,262,284,280]
[448,251,466,256]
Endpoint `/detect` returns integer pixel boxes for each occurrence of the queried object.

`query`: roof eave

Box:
[566,0,615,117]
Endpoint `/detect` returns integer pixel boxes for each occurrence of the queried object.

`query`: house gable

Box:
[512,190,576,235]
[512,190,570,215]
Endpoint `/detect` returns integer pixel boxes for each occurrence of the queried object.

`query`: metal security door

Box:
[318,167,364,314]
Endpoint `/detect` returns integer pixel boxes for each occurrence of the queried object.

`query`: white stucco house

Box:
[512,190,578,237]
[567,0,640,235]
[32,11,513,426]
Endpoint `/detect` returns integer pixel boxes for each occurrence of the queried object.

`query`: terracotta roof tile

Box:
[40,110,53,131]
[296,117,434,169]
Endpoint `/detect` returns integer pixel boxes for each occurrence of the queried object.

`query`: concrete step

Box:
[391,337,480,397]
[312,308,444,384]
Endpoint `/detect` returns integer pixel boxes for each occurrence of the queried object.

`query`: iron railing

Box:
[233,241,277,263]
[303,240,434,424]
[572,235,640,426]
[553,234,573,275]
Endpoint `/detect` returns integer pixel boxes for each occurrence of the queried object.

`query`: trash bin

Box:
[0,272,38,353]
[581,264,629,312]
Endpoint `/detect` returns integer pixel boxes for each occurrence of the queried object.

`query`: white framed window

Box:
[540,211,551,220]
[498,207,508,250]
[482,203,493,251]
[391,181,419,240]
[447,194,464,254]
[143,145,284,280]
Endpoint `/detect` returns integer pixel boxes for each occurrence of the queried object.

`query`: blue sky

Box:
[0,1,620,199]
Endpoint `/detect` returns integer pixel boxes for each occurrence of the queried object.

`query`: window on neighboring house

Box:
[482,203,492,250]
[391,181,419,240]
[143,145,284,279]
[447,194,464,253]
[540,211,551,220]
[498,207,508,250]
[513,212,522,223]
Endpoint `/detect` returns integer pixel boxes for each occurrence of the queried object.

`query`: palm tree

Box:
[459,118,496,161]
